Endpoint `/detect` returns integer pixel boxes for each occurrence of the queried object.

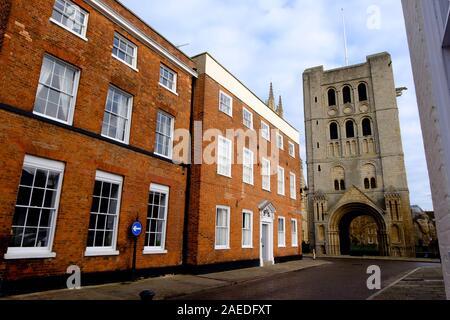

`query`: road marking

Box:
[366,267,421,300]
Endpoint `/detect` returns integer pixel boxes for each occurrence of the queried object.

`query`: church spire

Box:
[277,95,284,118]
[267,82,276,111]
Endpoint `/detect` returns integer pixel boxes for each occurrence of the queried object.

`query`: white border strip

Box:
[84,0,197,78]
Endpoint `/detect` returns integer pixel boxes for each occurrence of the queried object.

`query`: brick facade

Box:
[187,54,303,268]
[0,0,194,287]
[0,0,304,292]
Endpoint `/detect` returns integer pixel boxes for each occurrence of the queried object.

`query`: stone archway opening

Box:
[328,203,389,256]
[339,214,380,256]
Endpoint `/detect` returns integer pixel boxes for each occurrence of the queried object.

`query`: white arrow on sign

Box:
[133,225,141,233]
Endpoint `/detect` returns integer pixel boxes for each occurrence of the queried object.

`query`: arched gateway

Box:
[327,202,389,256]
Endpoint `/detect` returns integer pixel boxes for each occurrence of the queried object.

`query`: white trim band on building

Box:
[83,0,198,78]
[192,53,300,143]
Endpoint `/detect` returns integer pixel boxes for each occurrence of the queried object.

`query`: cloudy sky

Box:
[120,0,433,210]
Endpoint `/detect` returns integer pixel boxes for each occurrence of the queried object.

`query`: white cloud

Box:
[121,0,433,210]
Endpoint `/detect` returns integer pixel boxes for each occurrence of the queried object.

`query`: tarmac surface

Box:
[2,257,446,300]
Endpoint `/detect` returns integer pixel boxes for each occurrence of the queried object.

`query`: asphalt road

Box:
[172,258,438,300]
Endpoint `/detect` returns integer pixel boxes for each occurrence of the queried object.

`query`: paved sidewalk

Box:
[369,266,447,300]
[3,259,330,300]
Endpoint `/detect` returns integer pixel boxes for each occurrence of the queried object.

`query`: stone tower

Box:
[303,52,415,257]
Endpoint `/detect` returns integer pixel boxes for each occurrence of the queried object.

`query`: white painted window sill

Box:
[111,54,139,72]
[217,172,233,179]
[49,18,88,42]
[215,246,230,251]
[101,133,129,145]
[4,250,56,260]
[154,151,173,161]
[143,249,168,255]
[159,83,179,96]
[84,249,120,257]
[242,246,253,249]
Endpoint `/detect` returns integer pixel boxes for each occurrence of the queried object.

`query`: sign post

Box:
[130,219,143,281]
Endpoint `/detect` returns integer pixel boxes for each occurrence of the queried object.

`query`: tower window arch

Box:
[345,120,355,138]
[362,163,377,190]
[332,166,345,191]
[362,118,372,136]
[328,88,336,106]
[358,83,368,101]
[364,178,370,189]
[329,122,339,140]
[343,86,352,104]
[370,177,377,189]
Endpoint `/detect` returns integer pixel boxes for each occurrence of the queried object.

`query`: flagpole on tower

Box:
[341,8,349,66]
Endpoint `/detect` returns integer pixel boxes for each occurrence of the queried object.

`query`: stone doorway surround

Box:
[259,201,275,266]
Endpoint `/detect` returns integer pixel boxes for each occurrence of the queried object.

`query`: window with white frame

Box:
[242,211,253,248]
[262,158,271,191]
[101,86,133,144]
[34,55,80,125]
[5,156,65,259]
[86,171,122,256]
[276,133,284,150]
[215,206,230,249]
[278,217,286,247]
[290,172,297,200]
[219,91,232,116]
[243,148,254,185]
[277,166,285,195]
[288,141,295,158]
[51,0,89,39]
[217,136,232,177]
[291,219,298,247]
[243,107,253,129]
[159,65,177,93]
[112,32,137,68]
[261,121,270,141]
[155,111,174,159]
[144,184,169,252]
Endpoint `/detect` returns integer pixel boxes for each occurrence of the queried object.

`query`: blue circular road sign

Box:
[131,221,143,237]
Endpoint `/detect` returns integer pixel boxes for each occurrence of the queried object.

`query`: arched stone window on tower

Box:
[370,177,377,189]
[358,83,368,102]
[332,166,346,191]
[343,85,352,104]
[362,118,372,136]
[330,122,339,140]
[362,163,377,190]
[328,88,336,106]
[345,120,355,138]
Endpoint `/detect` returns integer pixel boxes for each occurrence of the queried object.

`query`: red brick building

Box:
[0,0,196,293]
[187,54,302,271]
[0,0,303,294]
